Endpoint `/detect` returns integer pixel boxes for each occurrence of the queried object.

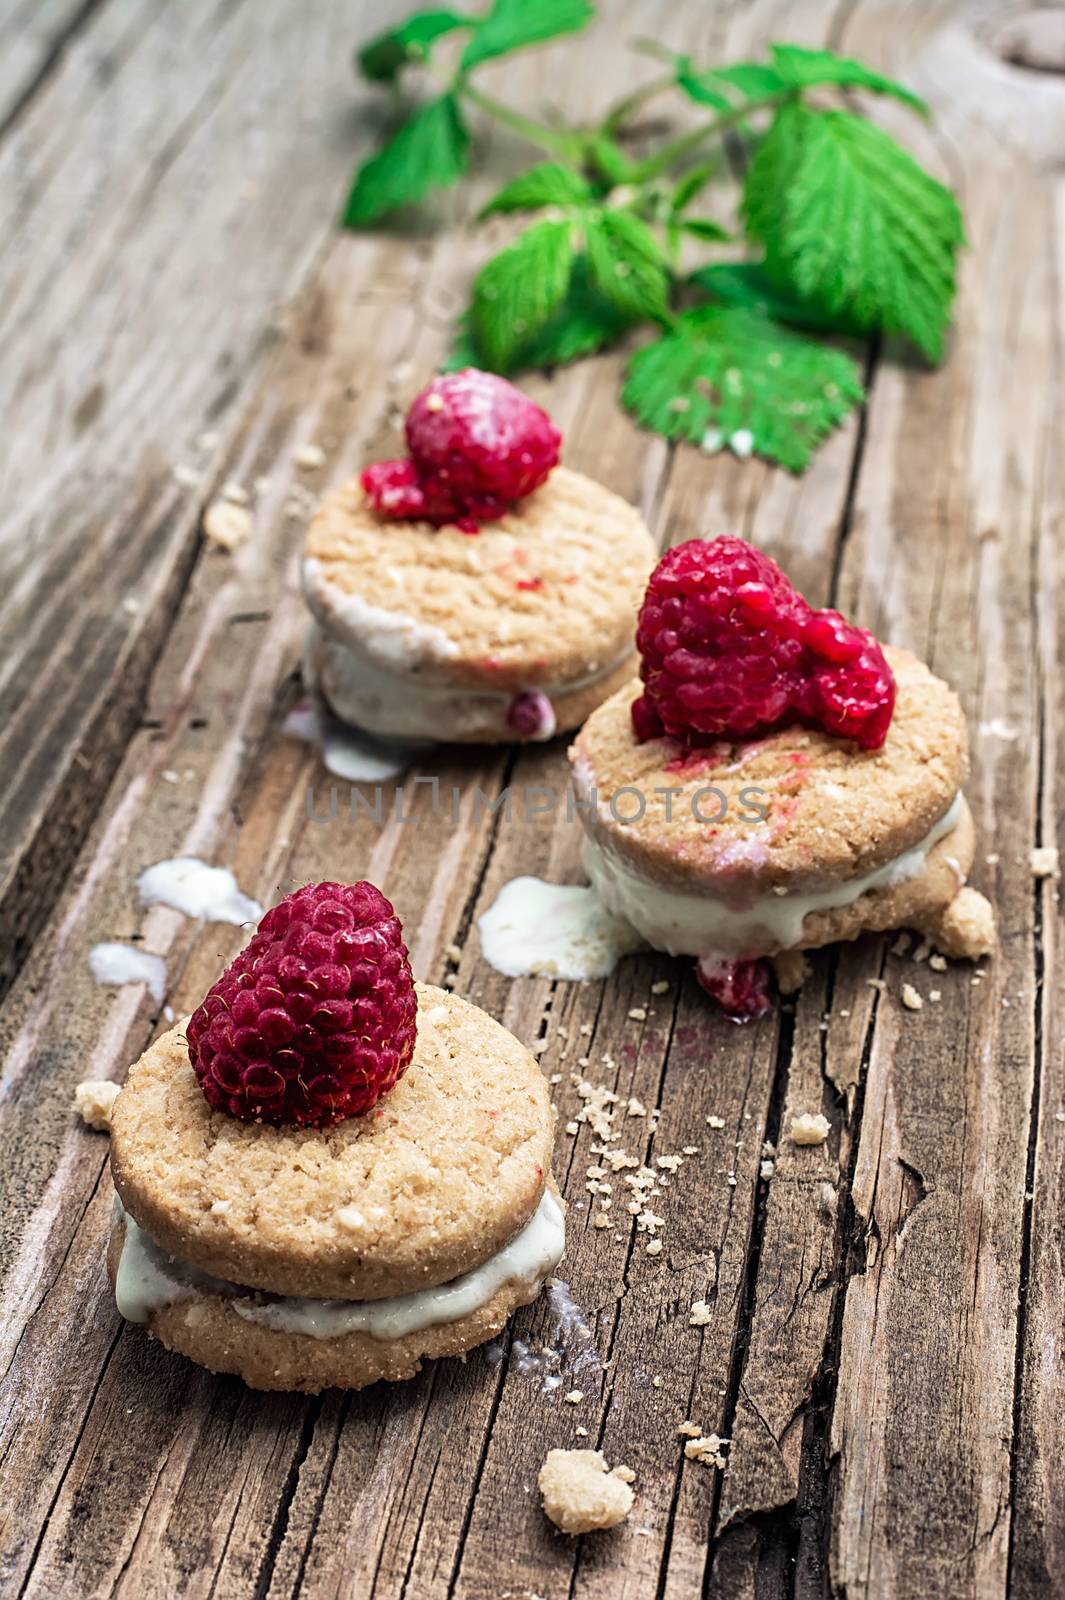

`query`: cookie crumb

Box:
[651,980,670,995]
[1031,846,1061,880]
[203,500,251,551]
[760,1158,775,1180]
[706,1115,725,1130]
[921,888,996,959]
[646,1238,663,1256]
[789,1112,830,1147]
[628,1007,647,1021]
[929,953,947,972]
[678,1420,702,1437]
[538,1449,635,1534]
[564,1390,584,1405]
[689,1299,712,1327]
[900,983,923,1011]
[772,948,810,996]
[683,1434,729,1468]
[74,1080,120,1131]
[293,442,326,470]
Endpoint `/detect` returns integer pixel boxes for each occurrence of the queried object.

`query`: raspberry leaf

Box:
[691,262,863,334]
[479,162,591,217]
[621,305,864,472]
[769,42,928,114]
[461,0,593,72]
[743,102,962,360]
[517,257,634,366]
[343,94,470,225]
[357,10,471,82]
[676,56,787,108]
[471,218,576,368]
[586,209,670,320]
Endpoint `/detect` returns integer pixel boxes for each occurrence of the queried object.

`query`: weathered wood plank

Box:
[0,0,407,1000]
[819,6,1061,1596]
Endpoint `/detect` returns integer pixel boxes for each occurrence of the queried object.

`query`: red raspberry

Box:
[362,369,561,529]
[186,881,417,1128]
[695,956,772,1020]
[632,538,895,751]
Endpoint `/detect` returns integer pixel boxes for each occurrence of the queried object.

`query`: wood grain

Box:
[1,1,1063,1597]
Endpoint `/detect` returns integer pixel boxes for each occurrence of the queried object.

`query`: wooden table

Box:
[2,2,1062,1595]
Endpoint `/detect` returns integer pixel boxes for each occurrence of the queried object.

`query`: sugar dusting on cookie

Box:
[478,877,644,980]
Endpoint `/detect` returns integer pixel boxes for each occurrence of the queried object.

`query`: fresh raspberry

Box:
[696,956,773,1020]
[362,369,561,529]
[632,537,895,751]
[186,881,417,1128]
[507,689,557,741]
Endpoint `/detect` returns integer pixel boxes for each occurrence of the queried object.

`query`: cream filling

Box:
[302,560,627,742]
[581,793,963,958]
[114,1191,565,1343]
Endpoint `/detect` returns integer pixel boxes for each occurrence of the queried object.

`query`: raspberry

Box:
[362,369,561,529]
[186,881,417,1128]
[632,537,895,751]
[695,956,773,1020]
[506,689,557,741]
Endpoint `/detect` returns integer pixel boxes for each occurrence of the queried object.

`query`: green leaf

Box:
[461,0,594,71]
[342,94,470,225]
[471,218,576,368]
[691,262,862,334]
[743,102,963,360]
[587,133,635,187]
[450,258,631,371]
[479,162,590,217]
[586,209,670,320]
[676,56,786,107]
[670,160,719,214]
[519,256,634,365]
[358,10,471,82]
[675,217,731,243]
[769,42,928,114]
[621,304,864,472]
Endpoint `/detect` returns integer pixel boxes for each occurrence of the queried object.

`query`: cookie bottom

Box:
[307,626,639,745]
[107,1214,551,1393]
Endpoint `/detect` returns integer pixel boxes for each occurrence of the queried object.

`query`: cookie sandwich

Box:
[107,881,564,1391]
[302,369,655,744]
[569,537,995,1017]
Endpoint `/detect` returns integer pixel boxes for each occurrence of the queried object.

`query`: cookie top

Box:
[110,984,553,1301]
[570,648,968,895]
[302,466,655,694]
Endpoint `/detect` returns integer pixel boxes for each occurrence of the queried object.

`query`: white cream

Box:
[303,559,625,744]
[88,943,167,1005]
[136,858,262,927]
[582,794,964,958]
[478,877,645,980]
[114,1191,565,1343]
[282,695,420,781]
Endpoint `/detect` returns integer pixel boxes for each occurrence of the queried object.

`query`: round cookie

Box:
[106,1187,562,1395]
[111,985,554,1301]
[570,648,990,960]
[302,466,656,742]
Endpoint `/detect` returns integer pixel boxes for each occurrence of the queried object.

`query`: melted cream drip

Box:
[478,877,645,980]
[114,1191,565,1343]
[582,793,964,958]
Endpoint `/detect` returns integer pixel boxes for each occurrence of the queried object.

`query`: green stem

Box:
[631,90,794,182]
[458,82,582,162]
[599,72,674,137]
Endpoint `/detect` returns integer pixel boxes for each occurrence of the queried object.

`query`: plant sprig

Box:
[343,1,963,473]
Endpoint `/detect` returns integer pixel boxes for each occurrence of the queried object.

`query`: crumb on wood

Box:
[1031,846,1061,880]
[538,1449,636,1534]
[203,499,252,551]
[683,1434,729,1469]
[74,1080,120,1131]
[689,1299,711,1327]
[789,1112,830,1147]
[900,982,923,1011]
